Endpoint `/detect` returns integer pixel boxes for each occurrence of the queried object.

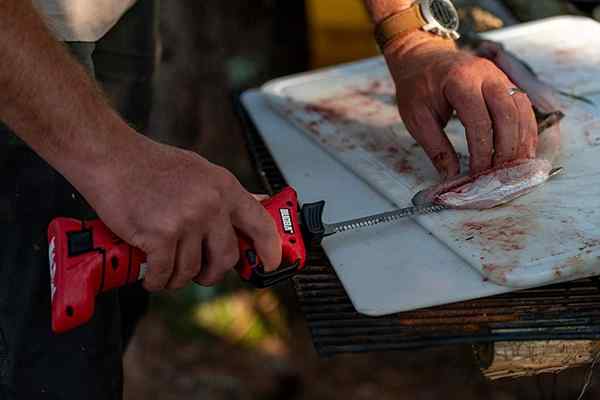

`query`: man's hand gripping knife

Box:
[0,1,284,331]
[48,187,306,333]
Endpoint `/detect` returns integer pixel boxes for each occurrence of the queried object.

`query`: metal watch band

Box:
[374,5,427,49]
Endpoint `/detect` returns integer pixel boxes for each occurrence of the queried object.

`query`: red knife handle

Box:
[47,186,307,333]
[47,218,147,333]
[236,186,307,287]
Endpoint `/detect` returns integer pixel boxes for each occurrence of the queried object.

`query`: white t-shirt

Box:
[32,0,137,41]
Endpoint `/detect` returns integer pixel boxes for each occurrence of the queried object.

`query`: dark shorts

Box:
[0,1,157,399]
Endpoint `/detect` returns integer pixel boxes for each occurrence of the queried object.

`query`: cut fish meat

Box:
[415,159,554,209]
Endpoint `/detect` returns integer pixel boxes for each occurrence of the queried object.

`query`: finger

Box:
[252,194,270,202]
[482,80,520,165]
[166,232,203,290]
[511,91,538,159]
[402,105,460,179]
[143,241,177,292]
[231,193,282,271]
[195,222,239,286]
[445,79,494,173]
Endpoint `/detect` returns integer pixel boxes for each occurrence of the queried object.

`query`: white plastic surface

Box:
[261,16,600,288]
[241,91,511,316]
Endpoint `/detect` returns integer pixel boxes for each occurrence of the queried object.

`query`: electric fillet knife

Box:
[47,186,446,333]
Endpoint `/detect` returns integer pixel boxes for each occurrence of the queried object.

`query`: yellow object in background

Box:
[306,0,380,68]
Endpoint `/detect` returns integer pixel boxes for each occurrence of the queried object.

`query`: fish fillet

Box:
[416,159,553,209]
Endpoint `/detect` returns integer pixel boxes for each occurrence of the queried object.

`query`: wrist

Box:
[365,0,414,24]
[372,0,460,50]
[382,29,458,84]
[383,29,456,59]
[52,112,143,192]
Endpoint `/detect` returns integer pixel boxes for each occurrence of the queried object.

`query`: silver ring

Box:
[508,87,526,96]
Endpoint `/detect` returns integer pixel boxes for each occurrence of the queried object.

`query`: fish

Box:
[414,37,565,210]
[413,159,555,209]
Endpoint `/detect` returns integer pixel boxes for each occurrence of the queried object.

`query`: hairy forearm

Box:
[0,1,137,185]
[363,0,413,23]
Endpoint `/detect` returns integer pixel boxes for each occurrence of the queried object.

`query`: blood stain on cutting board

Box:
[583,121,600,147]
[553,48,579,65]
[574,232,600,254]
[283,78,433,187]
[481,263,515,285]
[449,205,539,283]
[461,212,536,253]
[459,199,600,283]
[304,104,344,122]
[552,255,586,280]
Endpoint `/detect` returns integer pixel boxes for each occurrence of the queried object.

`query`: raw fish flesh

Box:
[416,159,553,209]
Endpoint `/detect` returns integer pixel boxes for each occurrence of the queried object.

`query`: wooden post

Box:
[474,341,600,380]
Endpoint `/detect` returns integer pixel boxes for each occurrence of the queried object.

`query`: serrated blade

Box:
[323,203,447,236]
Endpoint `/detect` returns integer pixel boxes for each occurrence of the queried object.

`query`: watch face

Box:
[429,0,459,31]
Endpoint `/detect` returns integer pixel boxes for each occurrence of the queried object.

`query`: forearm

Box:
[363,0,455,57]
[363,0,413,23]
[0,1,138,186]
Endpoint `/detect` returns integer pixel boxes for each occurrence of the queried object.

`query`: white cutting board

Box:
[242,90,513,315]
[261,16,600,288]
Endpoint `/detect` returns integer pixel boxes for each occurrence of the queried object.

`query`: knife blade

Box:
[322,203,447,236]
[299,199,447,245]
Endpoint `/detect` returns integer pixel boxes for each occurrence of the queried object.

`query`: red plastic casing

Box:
[47,218,146,333]
[47,186,306,333]
[236,187,307,281]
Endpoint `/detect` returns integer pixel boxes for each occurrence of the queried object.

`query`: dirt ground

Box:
[124,1,600,399]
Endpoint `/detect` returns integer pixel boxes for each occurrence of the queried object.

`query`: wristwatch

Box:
[374,0,460,49]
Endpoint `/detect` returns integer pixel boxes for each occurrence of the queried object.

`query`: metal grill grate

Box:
[236,98,600,357]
